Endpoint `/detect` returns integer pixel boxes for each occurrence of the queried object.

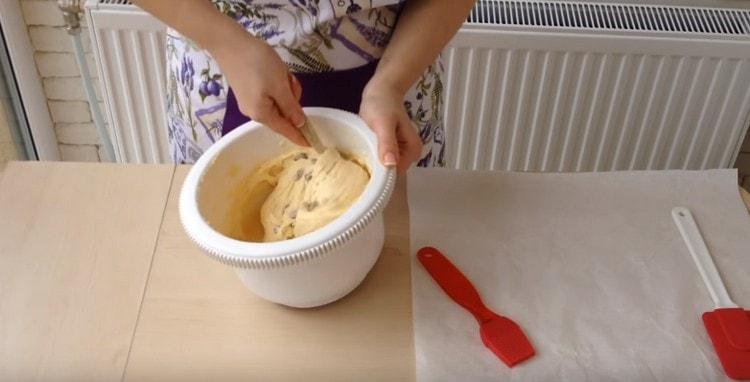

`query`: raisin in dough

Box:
[248,148,369,242]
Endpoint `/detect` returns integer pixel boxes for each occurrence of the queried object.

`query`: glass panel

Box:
[0,24,35,169]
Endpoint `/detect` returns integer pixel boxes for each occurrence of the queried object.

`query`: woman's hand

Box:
[132,0,307,145]
[210,33,307,146]
[357,0,476,171]
[360,83,422,173]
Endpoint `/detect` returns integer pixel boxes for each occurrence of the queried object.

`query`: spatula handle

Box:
[672,207,737,309]
[417,247,495,323]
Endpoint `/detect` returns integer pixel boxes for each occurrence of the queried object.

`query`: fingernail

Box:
[292,113,306,128]
[384,152,397,167]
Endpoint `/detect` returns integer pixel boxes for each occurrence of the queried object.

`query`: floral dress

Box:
[166,0,445,167]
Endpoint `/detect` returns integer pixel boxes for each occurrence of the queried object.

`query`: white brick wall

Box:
[48,101,91,123]
[55,122,100,145]
[20,0,64,26]
[21,0,105,162]
[43,77,101,101]
[58,143,99,161]
[28,26,92,53]
[35,52,97,78]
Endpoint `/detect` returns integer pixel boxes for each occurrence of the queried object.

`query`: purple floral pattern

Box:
[406,60,445,167]
[166,0,443,167]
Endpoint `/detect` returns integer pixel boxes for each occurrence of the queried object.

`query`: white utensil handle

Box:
[672,207,737,309]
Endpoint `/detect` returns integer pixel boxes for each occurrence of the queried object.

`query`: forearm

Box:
[131,0,248,55]
[367,0,476,96]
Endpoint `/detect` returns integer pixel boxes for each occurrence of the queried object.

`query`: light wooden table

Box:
[0,162,413,381]
[1,162,749,381]
[0,162,174,381]
[123,166,414,381]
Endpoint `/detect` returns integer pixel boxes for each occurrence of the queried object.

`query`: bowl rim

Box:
[178,107,396,269]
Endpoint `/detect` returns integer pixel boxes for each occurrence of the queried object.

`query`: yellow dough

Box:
[227,148,370,242]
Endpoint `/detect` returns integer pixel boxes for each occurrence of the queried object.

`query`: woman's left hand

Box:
[359,83,422,173]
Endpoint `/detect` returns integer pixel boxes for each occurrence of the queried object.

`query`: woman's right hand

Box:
[209,33,307,146]
[131,0,306,145]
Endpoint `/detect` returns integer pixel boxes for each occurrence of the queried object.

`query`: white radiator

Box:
[447,0,750,171]
[86,0,750,172]
[85,0,169,163]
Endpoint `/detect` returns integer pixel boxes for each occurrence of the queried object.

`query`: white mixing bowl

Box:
[179,107,396,308]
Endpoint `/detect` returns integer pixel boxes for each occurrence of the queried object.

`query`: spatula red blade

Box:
[703,309,750,380]
[714,308,750,351]
[417,246,536,368]
[480,315,536,367]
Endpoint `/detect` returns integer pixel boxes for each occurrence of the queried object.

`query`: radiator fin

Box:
[92,24,168,163]
[469,0,750,36]
[96,0,131,5]
[444,46,750,171]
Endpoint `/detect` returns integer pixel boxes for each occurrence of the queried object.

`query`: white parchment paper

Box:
[408,169,750,381]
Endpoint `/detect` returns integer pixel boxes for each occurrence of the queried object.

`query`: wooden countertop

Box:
[124,166,414,381]
[0,162,174,381]
[0,162,748,381]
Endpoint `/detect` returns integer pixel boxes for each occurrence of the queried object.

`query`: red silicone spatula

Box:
[672,207,750,380]
[417,246,535,367]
